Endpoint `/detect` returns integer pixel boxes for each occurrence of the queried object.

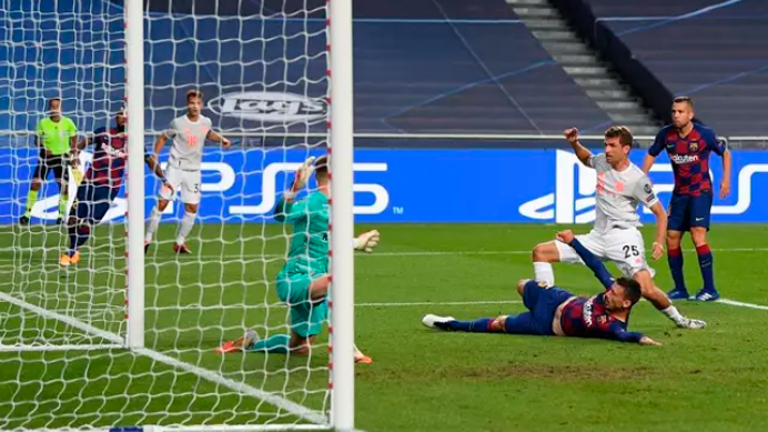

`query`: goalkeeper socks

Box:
[24,190,39,218]
[668,247,687,291]
[696,244,716,291]
[176,211,196,245]
[145,206,162,242]
[533,262,555,286]
[449,318,494,333]
[248,334,290,353]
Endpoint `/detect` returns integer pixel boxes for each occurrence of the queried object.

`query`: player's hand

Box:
[291,156,316,193]
[221,137,232,149]
[720,179,731,199]
[651,241,664,261]
[556,230,575,244]
[354,230,380,253]
[639,336,662,346]
[161,180,174,196]
[563,128,579,144]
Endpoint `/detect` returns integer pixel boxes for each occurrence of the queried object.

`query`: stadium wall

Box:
[3,147,768,224]
[549,0,675,124]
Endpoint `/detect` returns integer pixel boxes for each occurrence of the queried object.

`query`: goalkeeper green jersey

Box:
[37,116,77,155]
[274,191,329,275]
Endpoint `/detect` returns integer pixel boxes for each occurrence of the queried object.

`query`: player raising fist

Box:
[144,90,231,254]
[216,155,378,363]
[531,126,706,329]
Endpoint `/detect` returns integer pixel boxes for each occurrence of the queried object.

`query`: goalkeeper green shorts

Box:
[276,271,328,338]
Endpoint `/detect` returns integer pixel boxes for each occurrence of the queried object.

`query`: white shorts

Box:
[555,227,655,278]
[159,166,201,204]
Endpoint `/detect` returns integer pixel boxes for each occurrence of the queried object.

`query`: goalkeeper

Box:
[217,155,378,363]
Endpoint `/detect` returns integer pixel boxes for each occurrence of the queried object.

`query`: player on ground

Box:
[216,156,380,363]
[424,230,662,346]
[643,96,731,302]
[144,90,231,253]
[531,126,706,329]
[61,107,167,266]
[20,97,78,225]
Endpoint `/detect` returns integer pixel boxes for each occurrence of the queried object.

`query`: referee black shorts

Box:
[31,149,69,183]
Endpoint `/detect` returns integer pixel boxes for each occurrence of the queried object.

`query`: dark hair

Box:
[314,155,328,177]
[604,125,634,147]
[48,97,61,108]
[673,96,694,109]
[616,277,642,305]
[186,89,203,102]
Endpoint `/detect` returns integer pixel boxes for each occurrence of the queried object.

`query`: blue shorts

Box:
[504,280,573,336]
[668,191,712,232]
[73,183,118,225]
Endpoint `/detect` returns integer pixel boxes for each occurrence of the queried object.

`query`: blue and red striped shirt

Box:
[649,123,726,196]
[85,126,127,189]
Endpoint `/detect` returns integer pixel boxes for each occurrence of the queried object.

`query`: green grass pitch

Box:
[1,223,768,431]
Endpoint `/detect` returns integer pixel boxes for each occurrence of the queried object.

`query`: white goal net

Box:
[0,0,354,430]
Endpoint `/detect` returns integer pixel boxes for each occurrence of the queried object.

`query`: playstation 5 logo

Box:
[518,151,597,223]
[518,150,768,223]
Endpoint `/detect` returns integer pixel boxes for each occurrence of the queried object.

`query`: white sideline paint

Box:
[3,246,768,264]
[717,298,768,311]
[0,291,328,426]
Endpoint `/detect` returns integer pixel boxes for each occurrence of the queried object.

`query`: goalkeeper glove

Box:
[354,230,380,253]
[283,156,316,201]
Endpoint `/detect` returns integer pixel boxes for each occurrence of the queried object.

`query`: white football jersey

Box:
[164,114,212,171]
[588,153,659,232]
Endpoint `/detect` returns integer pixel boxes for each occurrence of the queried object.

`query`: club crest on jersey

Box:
[689,141,699,152]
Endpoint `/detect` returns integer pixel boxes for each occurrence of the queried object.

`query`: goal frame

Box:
[122,0,357,431]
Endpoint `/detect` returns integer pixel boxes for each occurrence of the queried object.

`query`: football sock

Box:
[145,206,162,242]
[533,262,555,286]
[696,244,716,292]
[24,190,39,218]
[248,334,290,353]
[176,211,195,245]
[449,318,494,332]
[668,247,686,291]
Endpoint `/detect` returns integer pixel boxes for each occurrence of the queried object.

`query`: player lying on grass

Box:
[532,126,705,329]
[423,230,662,346]
[216,155,380,363]
[60,107,168,266]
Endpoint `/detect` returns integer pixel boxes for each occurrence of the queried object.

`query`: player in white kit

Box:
[531,126,706,329]
[145,90,231,253]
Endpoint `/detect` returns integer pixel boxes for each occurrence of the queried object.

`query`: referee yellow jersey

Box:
[36,116,77,156]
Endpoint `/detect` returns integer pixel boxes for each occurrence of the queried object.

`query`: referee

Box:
[20,97,78,225]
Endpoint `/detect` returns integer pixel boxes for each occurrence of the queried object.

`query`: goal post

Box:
[0,0,356,430]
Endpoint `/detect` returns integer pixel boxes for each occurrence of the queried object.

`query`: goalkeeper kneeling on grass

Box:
[217,155,379,363]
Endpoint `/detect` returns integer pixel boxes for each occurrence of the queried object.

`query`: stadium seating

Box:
[584,0,768,135]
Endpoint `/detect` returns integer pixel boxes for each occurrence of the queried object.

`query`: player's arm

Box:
[563,128,593,167]
[710,135,731,198]
[633,178,666,260]
[144,153,169,186]
[206,129,231,148]
[274,157,315,222]
[556,230,613,289]
[608,322,660,345]
[154,119,177,156]
[643,130,667,174]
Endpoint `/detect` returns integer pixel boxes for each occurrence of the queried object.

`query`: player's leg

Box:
[690,191,718,301]
[145,167,182,248]
[666,193,691,299]
[21,152,48,224]
[52,155,69,223]
[531,231,606,286]
[173,170,201,253]
[62,183,94,266]
[606,229,705,329]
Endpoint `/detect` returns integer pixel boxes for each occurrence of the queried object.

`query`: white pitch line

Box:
[717,298,768,311]
[4,246,768,263]
[357,300,522,307]
[0,292,327,425]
